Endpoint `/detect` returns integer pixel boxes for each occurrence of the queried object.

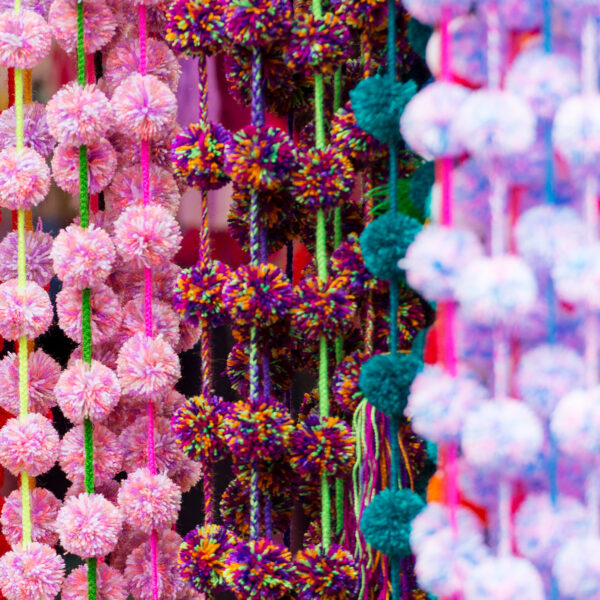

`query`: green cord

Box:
[77,1,85,86]
[335,478,344,535]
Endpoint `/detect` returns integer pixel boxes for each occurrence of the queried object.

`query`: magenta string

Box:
[440,12,451,81]
[138,4,147,76]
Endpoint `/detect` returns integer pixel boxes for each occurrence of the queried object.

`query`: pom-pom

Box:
[118,467,181,532]
[0,543,64,600]
[224,125,296,191]
[330,233,375,299]
[0,349,60,415]
[292,146,354,210]
[113,203,182,268]
[52,137,117,194]
[553,537,600,599]
[0,413,58,476]
[55,359,120,424]
[171,394,225,464]
[295,544,359,600]
[360,211,422,280]
[361,488,425,558]
[350,75,417,143]
[359,352,423,417]
[56,493,122,558]
[477,0,544,31]
[57,283,122,343]
[52,223,115,289]
[222,263,293,329]
[117,332,180,400]
[0,9,51,68]
[225,0,290,47]
[223,538,295,599]
[119,298,180,350]
[402,0,472,25]
[0,102,55,157]
[62,563,128,600]
[289,414,355,479]
[0,230,53,287]
[456,255,537,327]
[553,244,600,309]
[290,275,356,343]
[332,351,365,414]
[112,74,177,141]
[47,82,112,146]
[400,81,470,159]
[1,488,61,546]
[461,398,544,476]
[0,146,49,210]
[49,0,115,53]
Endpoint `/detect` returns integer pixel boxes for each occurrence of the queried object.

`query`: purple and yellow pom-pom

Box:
[332,351,367,415]
[225,0,291,47]
[330,232,377,298]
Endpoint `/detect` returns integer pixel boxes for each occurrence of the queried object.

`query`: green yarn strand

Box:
[84,418,94,494]
[87,558,97,600]
[77,1,85,86]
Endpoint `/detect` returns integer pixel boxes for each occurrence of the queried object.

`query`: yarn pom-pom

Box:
[406,365,488,444]
[55,359,120,424]
[178,524,237,596]
[515,492,588,570]
[173,260,231,328]
[361,488,425,558]
[0,413,58,476]
[464,556,544,600]
[117,332,180,400]
[0,146,50,210]
[0,279,51,341]
[223,538,295,600]
[114,203,182,268]
[292,146,354,210]
[1,487,61,546]
[0,542,64,600]
[112,73,177,141]
[359,352,423,417]
[0,102,55,157]
[289,414,355,479]
[224,125,296,191]
[456,255,537,327]
[52,223,115,289]
[399,225,483,301]
[360,211,422,280]
[461,398,544,476]
[553,537,600,599]
[0,9,51,68]
[172,120,232,190]
[222,400,293,463]
[332,351,366,414]
[295,544,358,600]
[350,75,416,143]
[62,562,128,600]
[402,0,472,25]
[57,283,122,343]
[225,0,290,47]
[290,275,356,343]
[171,394,225,464]
[118,467,181,532]
[400,81,470,160]
[56,492,122,558]
[553,244,600,309]
[330,233,375,299]
[0,230,53,287]
[52,137,116,194]
[517,344,585,419]
[119,298,180,350]
[0,349,60,415]
[222,263,293,329]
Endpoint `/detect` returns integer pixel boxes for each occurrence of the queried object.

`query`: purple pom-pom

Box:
[0,230,53,288]
[225,0,290,47]
[0,146,49,210]
[0,102,55,157]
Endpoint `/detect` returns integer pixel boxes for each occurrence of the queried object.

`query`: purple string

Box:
[251,48,265,128]
[264,491,273,539]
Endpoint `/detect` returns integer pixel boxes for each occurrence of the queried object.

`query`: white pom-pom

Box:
[553,537,600,599]
[402,0,472,25]
[553,244,600,309]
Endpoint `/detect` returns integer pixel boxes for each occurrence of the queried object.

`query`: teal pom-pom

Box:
[359,352,422,416]
[410,161,434,219]
[350,75,417,143]
[360,488,425,557]
[407,18,433,60]
[360,212,422,280]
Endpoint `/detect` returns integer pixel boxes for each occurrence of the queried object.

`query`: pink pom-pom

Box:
[0,279,52,341]
[55,359,120,424]
[553,536,600,599]
[52,137,117,194]
[120,298,180,350]
[0,146,49,210]
[117,467,181,532]
[65,478,119,504]
[52,223,115,289]
[0,102,55,158]
[113,203,182,268]
[0,413,59,476]
[56,492,122,558]
[49,0,116,53]
[402,0,472,24]
[0,9,51,68]
[111,73,177,141]
[57,283,122,343]
[68,339,119,371]
[60,423,122,485]
[169,455,203,493]
[0,230,53,288]
[109,258,179,305]
[46,81,113,146]
[117,332,180,400]
[0,349,60,415]
[1,487,61,546]
[62,562,128,600]
[0,543,64,600]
